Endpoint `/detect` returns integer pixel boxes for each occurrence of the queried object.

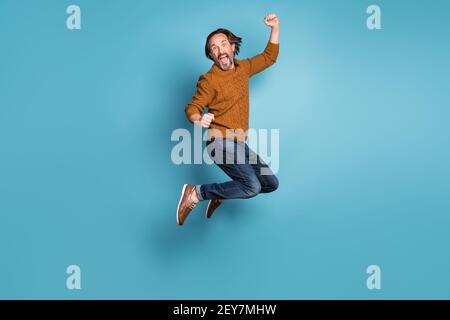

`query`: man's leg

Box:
[197,138,262,201]
[198,162,262,201]
[246,143,279,194]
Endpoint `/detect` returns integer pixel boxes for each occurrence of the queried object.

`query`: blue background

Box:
[1,0,449,299]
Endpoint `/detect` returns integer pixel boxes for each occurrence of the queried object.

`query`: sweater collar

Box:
[210,59,241,74]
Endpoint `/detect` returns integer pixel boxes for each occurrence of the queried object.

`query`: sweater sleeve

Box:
[245,41,279,77]
[184,75,214,121]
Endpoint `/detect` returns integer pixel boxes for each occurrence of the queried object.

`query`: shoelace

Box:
[188,189,198,210]
[189,202,197,209]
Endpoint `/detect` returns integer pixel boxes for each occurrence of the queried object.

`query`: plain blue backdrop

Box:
[0,0,449,299]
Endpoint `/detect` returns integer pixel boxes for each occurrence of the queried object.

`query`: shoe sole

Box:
[176,184,188,225]
[205,200,212,219]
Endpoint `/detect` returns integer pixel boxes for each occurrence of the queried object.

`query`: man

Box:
[177,13,280,226]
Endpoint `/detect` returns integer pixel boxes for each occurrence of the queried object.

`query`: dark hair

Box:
[205,28,242,60]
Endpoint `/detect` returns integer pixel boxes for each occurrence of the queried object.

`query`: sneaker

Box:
[206,199,224,219]
[176,184,198,225]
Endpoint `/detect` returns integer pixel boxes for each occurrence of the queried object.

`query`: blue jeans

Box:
[196,138,279,201]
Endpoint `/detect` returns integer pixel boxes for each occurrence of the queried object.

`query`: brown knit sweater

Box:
[185,41,279,141]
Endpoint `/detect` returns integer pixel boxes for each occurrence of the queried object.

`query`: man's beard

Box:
[216,53,234,70]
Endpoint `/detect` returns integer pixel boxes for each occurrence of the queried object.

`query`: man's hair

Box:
[205,28,242,60]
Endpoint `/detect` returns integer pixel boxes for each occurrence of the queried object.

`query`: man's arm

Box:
[246,13,280,77]
[266,13,280,44]
[184,75,215,128]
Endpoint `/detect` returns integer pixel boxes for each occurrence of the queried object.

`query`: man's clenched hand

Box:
[264,13,280,29]
[195,113,215,128]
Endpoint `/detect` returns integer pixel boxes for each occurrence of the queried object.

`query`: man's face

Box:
[209,33,236,71]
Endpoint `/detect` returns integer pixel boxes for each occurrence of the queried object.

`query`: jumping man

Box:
[177,13,281,225]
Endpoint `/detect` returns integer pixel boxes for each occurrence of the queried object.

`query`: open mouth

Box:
[219,54,229,65]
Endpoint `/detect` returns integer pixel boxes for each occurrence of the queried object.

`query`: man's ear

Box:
[231,43,236,53]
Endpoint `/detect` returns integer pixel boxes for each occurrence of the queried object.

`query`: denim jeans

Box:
[196,138,279,201]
